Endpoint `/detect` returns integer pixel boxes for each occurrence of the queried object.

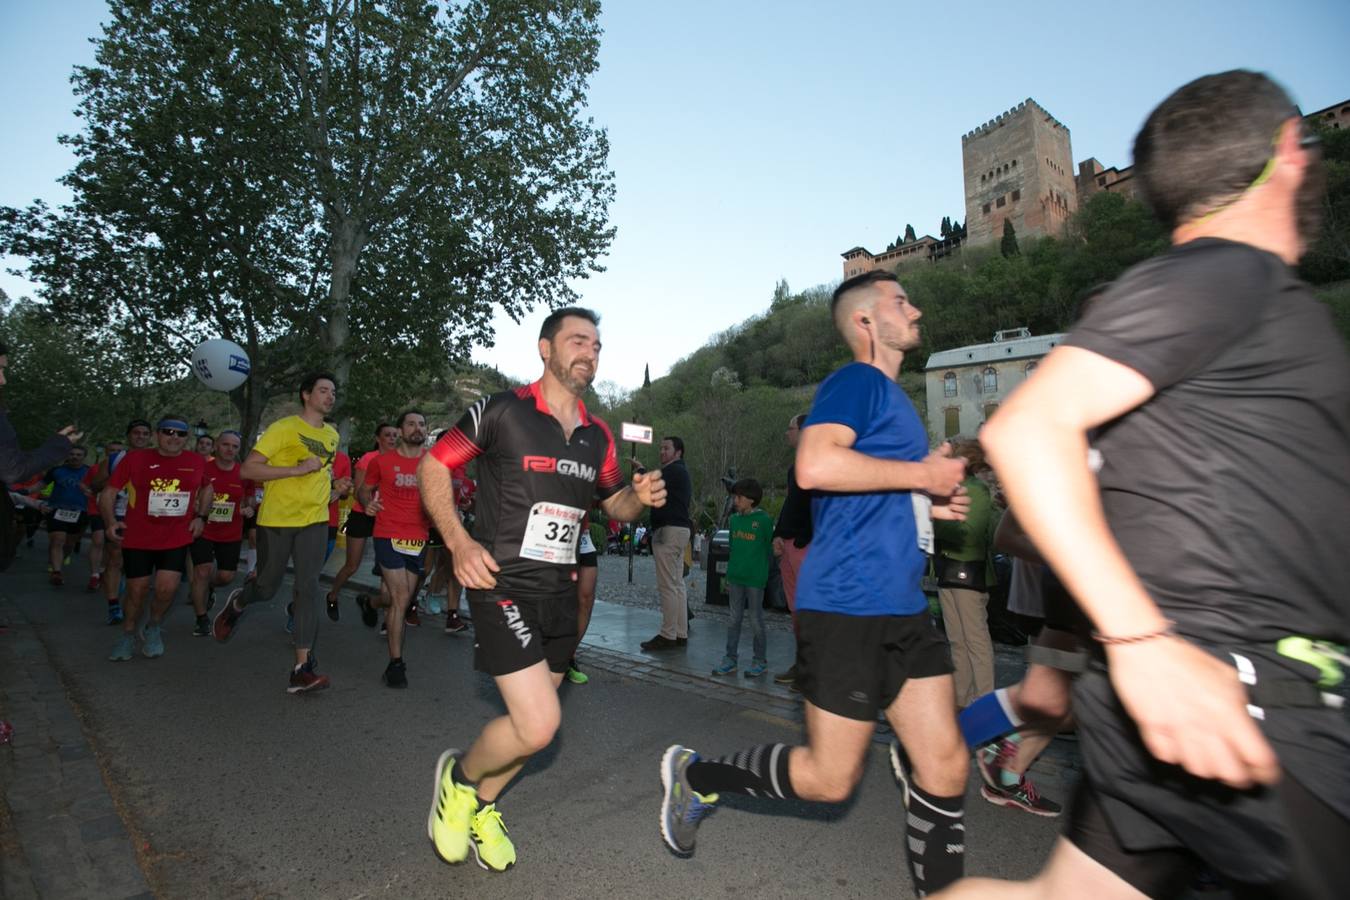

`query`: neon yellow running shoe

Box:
[469,803,516,871]
[427,749,478,864]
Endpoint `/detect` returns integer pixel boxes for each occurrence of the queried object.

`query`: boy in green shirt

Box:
[714,478,774,678]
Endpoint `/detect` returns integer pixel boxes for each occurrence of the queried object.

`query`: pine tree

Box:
[940,216,951,239]
[903,224,917,243]
[1001,219,1020,257]
[643,364,651,389]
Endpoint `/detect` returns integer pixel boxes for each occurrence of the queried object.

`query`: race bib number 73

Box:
[148,490,191,517]
[520,502,584,564]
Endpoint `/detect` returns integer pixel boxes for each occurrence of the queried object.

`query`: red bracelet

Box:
[1092,620,1176,645]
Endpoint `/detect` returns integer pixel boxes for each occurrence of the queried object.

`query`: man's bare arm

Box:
[599,469,666,522]
[795,423,964,496]
[419,455,498,589]
[239,450,320,482]
[983,345,1278,788]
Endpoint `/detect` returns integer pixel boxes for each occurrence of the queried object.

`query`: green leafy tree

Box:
[1300,119,1350,285]
[0,0,614,444]
[904,223,918,244]
[940,216,951,239]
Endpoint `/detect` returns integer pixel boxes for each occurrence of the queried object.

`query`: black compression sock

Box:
[904,783,965,896]
[450,759,477,789]
[687,744,796,799]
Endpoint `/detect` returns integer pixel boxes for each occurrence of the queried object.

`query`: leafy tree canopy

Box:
[1,0,615,445]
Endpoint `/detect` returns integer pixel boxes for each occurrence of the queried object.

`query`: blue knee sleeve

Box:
[958,687,1024,749]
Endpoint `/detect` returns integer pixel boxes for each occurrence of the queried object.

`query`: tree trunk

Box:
[326,218,368,448]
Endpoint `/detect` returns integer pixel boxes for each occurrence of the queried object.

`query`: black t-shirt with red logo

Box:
[428,381,623,598]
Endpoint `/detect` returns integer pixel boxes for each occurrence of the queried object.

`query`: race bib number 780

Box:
[519,502,584,564]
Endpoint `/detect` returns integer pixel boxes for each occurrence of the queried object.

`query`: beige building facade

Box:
[924,328,1064,440]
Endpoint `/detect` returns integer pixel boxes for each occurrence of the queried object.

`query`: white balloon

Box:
[191,339,251,392]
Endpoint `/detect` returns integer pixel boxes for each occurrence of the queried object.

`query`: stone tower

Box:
[962,99,1078,247]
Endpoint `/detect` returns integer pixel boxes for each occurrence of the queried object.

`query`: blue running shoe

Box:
[109,633,136,661]
[660,744,718,855]
[142,623,165,658]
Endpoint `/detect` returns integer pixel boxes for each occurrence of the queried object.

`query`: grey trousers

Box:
[241,522,328,652]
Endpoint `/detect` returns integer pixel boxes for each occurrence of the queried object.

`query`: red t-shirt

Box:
[363,450,428,541]
[352,450,380,515]
[81,466,99,515]
[109,449,207,550]
[328,451,351,527]
[202,460,251,543]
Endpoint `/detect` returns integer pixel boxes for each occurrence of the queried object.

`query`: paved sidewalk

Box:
[0,594,152,900]
[327,545,1081,778]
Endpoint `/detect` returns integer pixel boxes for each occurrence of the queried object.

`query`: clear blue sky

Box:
[3,0,1348,390]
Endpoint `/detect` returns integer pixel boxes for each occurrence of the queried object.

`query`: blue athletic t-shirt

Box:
[796,362,930,617]
[45,464,91,512]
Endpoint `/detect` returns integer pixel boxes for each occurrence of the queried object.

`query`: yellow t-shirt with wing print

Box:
[253,415,339,528]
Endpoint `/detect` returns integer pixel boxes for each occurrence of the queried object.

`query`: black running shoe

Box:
[356,594,377,628]
[326,591,340,622]
[384,658,407,688]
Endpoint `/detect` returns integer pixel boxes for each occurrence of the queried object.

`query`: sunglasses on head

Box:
[159,428,188,437]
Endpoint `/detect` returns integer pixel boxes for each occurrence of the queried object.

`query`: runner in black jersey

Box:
[421,307,666,873]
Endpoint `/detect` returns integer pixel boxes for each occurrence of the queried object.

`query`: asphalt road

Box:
[1,541,1066,899]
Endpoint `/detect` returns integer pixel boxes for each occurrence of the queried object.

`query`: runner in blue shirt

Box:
[43,446,91,586]
[660,270,973,896]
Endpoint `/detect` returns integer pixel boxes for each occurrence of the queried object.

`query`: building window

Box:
[983,203,991,214]
[1011,189,1021,201]
[944,408,961,439]
[996,196,1006,208]
[983,403,999,422]
[1098,176,1106,187]
[943,372,957,397]
[982,367,998,393]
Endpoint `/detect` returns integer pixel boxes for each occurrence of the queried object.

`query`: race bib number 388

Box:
[520,502,584,564]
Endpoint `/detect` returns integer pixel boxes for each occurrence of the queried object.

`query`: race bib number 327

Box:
[519,502,584,564]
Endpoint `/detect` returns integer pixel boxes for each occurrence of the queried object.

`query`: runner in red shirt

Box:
[100,417,211,661]
[328,449,351,557]
[356,410,429,688]
[328,422,398,623]
[95,420,153,623]
[80,460,106,593]
[188,431,254,636]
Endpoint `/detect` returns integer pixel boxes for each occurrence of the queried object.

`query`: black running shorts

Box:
[122,545,189,579]
[189,536,242,571]
[795,609,953,721]
[577,551,598,568]
[372,537,427,575]
[342,511,374,539]
[1068,762,1349,899]
[45,510,87,535]
[468,591,579,677]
